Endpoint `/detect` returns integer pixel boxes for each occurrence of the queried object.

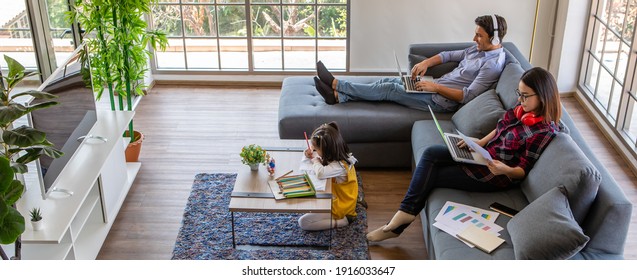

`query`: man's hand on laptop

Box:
[411,61,429,80]
[415,80,437,92]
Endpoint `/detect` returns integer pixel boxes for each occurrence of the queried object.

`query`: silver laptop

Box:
[427,105,490,165]
[394,51,434,93]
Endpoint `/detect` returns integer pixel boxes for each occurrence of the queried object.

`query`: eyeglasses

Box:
[515,89,537,101]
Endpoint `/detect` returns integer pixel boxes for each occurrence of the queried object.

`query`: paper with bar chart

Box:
[433,201,503,248]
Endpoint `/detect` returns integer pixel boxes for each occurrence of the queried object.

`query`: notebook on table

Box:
[428,105,492,166]
[394,51,434,93]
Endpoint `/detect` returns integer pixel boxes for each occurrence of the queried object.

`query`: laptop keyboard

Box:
[403,76,420,91]
[447,136,474,160]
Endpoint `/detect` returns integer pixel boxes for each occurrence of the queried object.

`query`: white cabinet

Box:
[6,111,140,260]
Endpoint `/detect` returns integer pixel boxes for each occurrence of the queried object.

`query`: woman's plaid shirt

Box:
[462,108,558,188]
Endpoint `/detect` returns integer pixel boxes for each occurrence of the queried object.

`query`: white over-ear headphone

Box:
[491,14,500,45]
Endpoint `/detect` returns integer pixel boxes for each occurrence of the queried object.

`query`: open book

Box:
[268,173,316,199]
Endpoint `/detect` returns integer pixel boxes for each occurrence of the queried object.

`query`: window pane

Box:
[608,0,628,36]
[597,68,613,109]
[284,39,315,69]
[319,0,347,3]
[318,5,346,37]
[153,5,183,36]
[252,0,281,3]
[584,56,601,96]
[156,39,185,69]
[219,39,248,69]
[283,5,315,37]
[601,29,619,74]
[616,42,629,81]
[609,81,623,120]
[318,39,345,70]
[45,0,74,68]
[622,0,637,42]
[253,39,282,69]
[218,0,246,3]
[186,38,218,69]
[217,5,246,36]
[624,95,637,140]
[182,5,216,36]
[182,0,215,3]
[284,0,315,4]
[251,5,281,37]
[0,1,38,70]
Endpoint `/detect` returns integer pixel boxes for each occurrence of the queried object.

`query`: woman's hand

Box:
[486,160,509,176]
[486,160,526,180]
[457,139,468,149]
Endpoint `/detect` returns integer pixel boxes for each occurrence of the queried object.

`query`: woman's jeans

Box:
[399,145,503,216]
[336,77,451,112]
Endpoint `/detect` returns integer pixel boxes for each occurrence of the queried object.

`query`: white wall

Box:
[548,0,590,93]
[349,0,542,72]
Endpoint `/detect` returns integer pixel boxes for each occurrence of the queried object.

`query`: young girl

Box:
[298,122,359,231]
[367,67,562,241]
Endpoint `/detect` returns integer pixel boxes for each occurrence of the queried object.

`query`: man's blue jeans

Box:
[336,77,452,112]
[399,145,503,216]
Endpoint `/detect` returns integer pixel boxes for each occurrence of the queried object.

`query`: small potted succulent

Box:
[239,144,268,171]
[29,207,44,231]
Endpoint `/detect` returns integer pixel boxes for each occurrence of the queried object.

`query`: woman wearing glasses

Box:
[367,67,562,242]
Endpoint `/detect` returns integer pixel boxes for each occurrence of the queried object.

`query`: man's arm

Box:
[411,54,442,79]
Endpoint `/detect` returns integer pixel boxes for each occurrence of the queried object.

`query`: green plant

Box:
[239,144,267,165]
[29,208,42,222]
[1,55,63,260]
[68,0,168,142]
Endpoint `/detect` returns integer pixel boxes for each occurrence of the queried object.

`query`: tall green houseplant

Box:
[69,0,167,143]
[0,56,63,260]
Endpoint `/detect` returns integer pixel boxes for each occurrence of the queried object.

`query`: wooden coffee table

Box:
[228,148,333,248]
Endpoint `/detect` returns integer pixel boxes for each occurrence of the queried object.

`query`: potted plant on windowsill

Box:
[69,0,167,162]
[0,55,63,260]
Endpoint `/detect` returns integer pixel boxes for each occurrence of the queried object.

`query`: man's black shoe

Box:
[317,60,335,87]
[314,76,336,105]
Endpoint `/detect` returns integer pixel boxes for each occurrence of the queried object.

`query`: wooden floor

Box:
[97,85,637,260]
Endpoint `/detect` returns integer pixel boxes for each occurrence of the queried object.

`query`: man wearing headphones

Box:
[315,14,507,113]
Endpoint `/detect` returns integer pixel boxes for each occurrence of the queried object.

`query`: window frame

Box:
[579,0,637,156]
[148,0,350,74]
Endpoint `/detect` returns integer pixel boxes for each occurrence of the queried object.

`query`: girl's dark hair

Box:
[520,67,562,124]
[475,14,507,42]
[310,121,352,166]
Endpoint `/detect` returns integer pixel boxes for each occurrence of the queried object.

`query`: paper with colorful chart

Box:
[433,201,503,248]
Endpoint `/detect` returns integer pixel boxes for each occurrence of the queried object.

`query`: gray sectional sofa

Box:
[278,42,632,259]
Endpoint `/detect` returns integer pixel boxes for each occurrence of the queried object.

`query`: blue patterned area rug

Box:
[171,173,370,260]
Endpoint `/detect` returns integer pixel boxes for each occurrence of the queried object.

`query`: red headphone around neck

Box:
[514,105,544,126]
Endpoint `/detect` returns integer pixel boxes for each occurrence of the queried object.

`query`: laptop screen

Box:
[427,105,448,145]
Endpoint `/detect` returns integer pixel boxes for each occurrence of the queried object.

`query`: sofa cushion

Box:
[507,186,590,259]
[451,89,505,138]
[408,54,459,78]
[495,63,525,110]
[520,133,601,224]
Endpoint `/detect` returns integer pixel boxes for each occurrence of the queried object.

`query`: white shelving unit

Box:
[6,110,140,260]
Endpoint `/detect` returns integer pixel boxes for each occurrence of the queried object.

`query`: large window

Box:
[580,0,637,150]
[150,0,348,72]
